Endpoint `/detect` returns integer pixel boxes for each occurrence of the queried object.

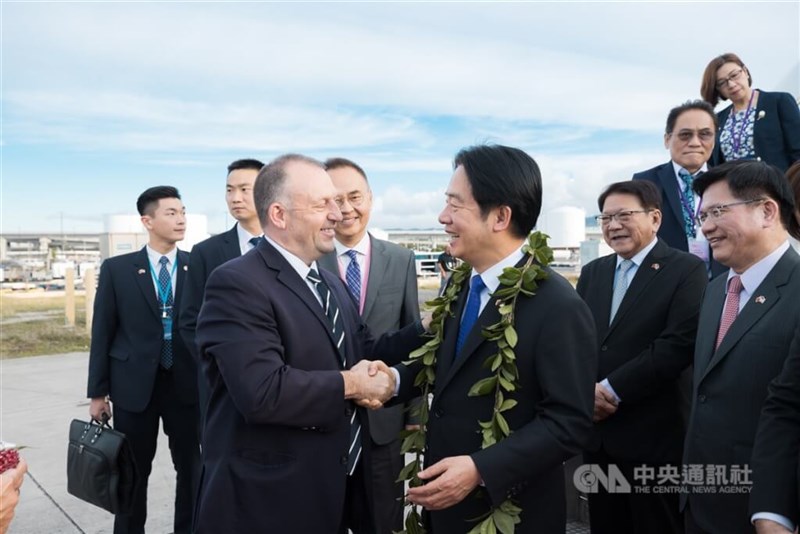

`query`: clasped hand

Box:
[344,360,395,410]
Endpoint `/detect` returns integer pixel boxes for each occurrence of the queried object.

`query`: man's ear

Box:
[492,205,512,232]
[268,203,287,230]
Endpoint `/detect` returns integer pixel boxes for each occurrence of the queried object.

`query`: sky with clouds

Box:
[2,1,799,235]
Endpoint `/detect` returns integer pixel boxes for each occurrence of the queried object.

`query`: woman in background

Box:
[786,161,800,251]
[701,52,800,172]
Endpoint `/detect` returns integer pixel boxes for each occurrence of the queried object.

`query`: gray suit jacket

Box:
[682,246,800,533]
[319,234,420,444]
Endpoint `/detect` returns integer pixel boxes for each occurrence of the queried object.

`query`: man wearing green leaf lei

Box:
[385,145,597,533]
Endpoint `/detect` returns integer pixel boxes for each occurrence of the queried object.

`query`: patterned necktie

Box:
[609,259,635,324]
[248,236,262,250]
[307,268,361,474]
[344,250,361,306]
[678,168,696,238]
[716,275,743,349]
[158,256,174,369]
[456,275,486,356]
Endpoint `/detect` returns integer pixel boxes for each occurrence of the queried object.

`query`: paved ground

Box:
[1,350,590,533]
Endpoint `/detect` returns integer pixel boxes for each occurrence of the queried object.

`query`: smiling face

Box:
[278,161,342,265]
[225,168,259,225]
[328,165,372,247]
[664,109,716,174]
[600,193,661,259]
[437,165,496,272]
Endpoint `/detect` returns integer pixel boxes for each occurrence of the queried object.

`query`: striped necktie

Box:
[344,250,361,305]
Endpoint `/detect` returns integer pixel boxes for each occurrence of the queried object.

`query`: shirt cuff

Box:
[391,367,401,397]
[600,378,621,403]
[751,512,794,531]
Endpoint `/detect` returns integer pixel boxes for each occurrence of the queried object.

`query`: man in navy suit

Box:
[193,154,426,533]
[318,157,420,534]
[88,186,200,534]
[633,100,726,278]
[577,180,707,533]
[179,158,263,431]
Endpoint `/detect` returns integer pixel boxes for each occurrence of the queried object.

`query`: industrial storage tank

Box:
[540,207,586,248]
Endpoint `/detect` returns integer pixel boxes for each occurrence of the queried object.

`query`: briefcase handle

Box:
[81,413,113,445]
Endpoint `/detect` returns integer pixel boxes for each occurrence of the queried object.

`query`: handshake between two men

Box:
[341,359,396,410]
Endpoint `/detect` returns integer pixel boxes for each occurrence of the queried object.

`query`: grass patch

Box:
[0,291,91,358]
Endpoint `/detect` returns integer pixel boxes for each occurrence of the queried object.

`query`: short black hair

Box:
[253,154,325,227]
[227,158,264,174]
[136,186,181,216]
[598,181,661,212]
[323,157,369,184]
[453,144,542,238]
[665,100,718,134]
[693,160,798,235]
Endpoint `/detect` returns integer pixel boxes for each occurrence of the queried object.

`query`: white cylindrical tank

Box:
[541,207,585,248]
[105,214,144,234]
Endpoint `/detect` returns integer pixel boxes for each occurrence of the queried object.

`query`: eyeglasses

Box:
[715,68,745,89]
[334,193,367,208]
[596,210,650,225]
[695,198,765,225]
[670,129,716,143]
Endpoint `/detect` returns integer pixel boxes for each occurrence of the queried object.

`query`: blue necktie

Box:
[307,268,361,474]
[678,168,696,238]
[344,250,361,305]
[456,275,485,356]
[158,256,174,369]
[609,259,634,324]
[248,236,263,250]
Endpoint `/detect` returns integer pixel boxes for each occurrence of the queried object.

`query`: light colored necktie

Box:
[609,259,635,324]
[678,169,696,238]
[158,256,174,369]
[715,275,743,349]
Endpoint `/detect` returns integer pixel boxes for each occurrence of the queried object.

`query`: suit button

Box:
[600,345,608,351]
[698,394,707,403]
[340,455,348,465]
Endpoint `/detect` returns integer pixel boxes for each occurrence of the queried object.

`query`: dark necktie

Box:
[716,275,743,349]
[456,275,485,356]
[248,236,262,250]
[344,250,361,305]
[678,168,696,238]
[158,256,174,369]
[306,268,361,474]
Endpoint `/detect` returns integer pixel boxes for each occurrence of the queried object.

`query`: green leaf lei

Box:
[398,231,554,534]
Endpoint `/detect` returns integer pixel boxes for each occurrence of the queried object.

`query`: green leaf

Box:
[497,303,513,315]
[468,376,498,396]
[501,346,515,361]
[498,375,515,392]
[423,351,436,366]
[495,413,511,436]
[408,345,429,359]
[499,399,518,412]
[490,353,503,372]
[504,326,518,348]
[397,459,419,481]
[492,508,517,534]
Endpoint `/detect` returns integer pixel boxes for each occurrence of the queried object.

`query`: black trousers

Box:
[340,459,375,534]
[113,369,201,534]
[585,448,684,534]
[367,438,404,534]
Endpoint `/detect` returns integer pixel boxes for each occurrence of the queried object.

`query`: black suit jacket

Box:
[576,240,707,463]
[319,235,420,444]
[750,322,800,526]
[712,90,800,172]
[633,162,727,278]
[682,246,800,533]
[179,224,240,364]
[395,260,597,533]
[87,247,196,412]
[193,240,424,533]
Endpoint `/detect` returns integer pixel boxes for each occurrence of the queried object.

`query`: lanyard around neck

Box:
[149,258,178,306]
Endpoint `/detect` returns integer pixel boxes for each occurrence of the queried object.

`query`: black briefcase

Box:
[67,416,138,514]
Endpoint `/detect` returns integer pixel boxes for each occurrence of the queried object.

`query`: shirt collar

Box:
[616,237,658,269]
[727,240,791,293]
[146,245,177,268]
[471,245,526,295]
[264,236,316,280]
[236,223,262,248]
[672,161,708,179]
[334,233,370,257]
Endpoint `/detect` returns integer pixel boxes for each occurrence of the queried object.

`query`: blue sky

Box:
[2,1,798,235]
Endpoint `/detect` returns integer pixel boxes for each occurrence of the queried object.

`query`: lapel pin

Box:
[183,265,188,271]
[137,269,146,275]
[651,263,660,270]
[757,110,766,121]
[755,295,766,304]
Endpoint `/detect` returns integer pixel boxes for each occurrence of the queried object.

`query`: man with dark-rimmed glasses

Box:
[681,160,800,534]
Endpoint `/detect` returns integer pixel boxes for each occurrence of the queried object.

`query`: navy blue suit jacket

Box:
[193,240,423,533]
[87,247,196,412]
[712,90,800,172]
[633,162,727,278]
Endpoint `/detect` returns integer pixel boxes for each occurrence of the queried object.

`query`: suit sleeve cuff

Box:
[391,367,401,397]
[751,512,794,531]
